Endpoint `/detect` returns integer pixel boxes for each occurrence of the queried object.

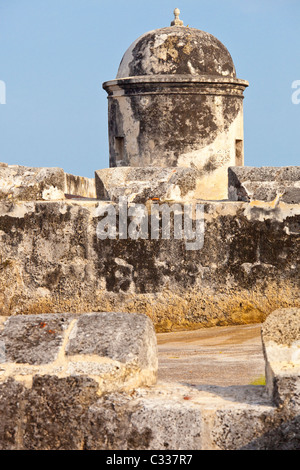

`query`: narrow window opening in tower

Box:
[235,139,243,166]
[115,137,125,162]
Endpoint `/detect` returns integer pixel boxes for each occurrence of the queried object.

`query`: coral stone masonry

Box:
[0,309,299,450]
[0,312,158,392]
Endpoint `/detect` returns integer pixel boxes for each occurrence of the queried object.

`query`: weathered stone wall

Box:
[228,166,300,204]
[0,164,66,201]
[95,166,207,203]
[1,372,299,450]
[65,173,96,199]
[0,198,299,331]
[0,163,96,201]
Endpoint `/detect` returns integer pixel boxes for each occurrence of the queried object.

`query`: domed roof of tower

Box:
[116,9,236,79]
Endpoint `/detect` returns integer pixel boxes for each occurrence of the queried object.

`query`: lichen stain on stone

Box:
[182,35,193,55]
[128,94,220,166]
[244,200,300,223]
[222,97,241,130]
[202,156,219,173]
[151,33,194,67]
[153,35,180,63]
[122,27,237,78]
[127,32,154,77]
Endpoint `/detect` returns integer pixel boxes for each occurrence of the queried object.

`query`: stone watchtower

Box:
[101,9,249,200]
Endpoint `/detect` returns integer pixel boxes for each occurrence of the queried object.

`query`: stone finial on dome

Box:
[171,8,184,26]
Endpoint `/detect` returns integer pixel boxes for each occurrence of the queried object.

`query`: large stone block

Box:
[1,377,300,450]
[65,312,158,388]
[228,166,300,203]
[23,375,99,450]
[84,388,203,450]
[262,308,300,409]
[0,312,158,394]
[84,382,300,450]
[0,163,96,201]
[0,379,26,450]
[0,164,66,201]
[0,313,75,365]
[95,167,202,203]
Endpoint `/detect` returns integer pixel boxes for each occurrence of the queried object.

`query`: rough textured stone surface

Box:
[0,312,158,393]
[23,375,99,450]
[0,378,299,450]
[0,313,74,365]
[0,378,25,450]
[262,308,300,347]
[210,406,300,450]
[117,26,237,79]
[228,166,300,203]
[262,308,300,410]
[84,388,203,450]
[95,167,202,203]
[65,173,96,199]
[0,164,96,201]
[0,320,300,449]
[0,165,66,201]
[0,200,299,331]
[66,312,157,370]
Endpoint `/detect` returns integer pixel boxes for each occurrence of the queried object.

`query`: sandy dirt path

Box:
[157,324,265,387]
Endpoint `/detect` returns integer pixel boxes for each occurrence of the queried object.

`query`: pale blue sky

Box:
[0,0,299,177]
